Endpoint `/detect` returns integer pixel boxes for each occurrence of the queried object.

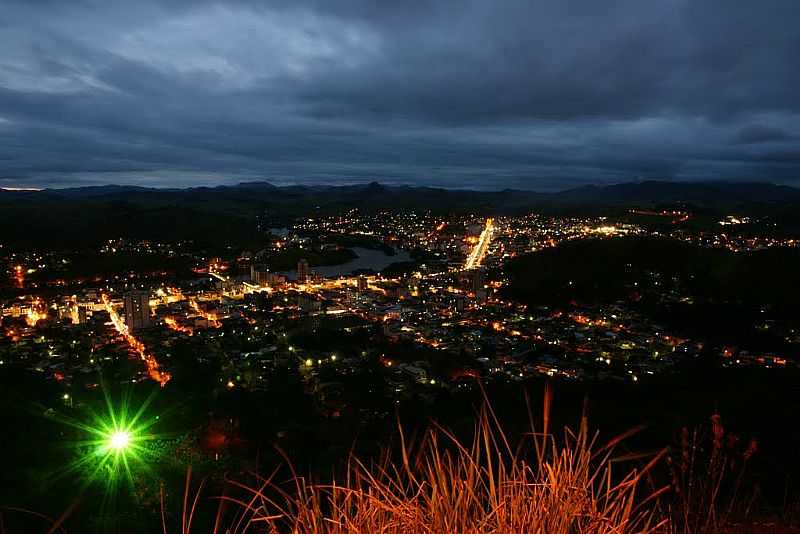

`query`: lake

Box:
[280,247,412,279]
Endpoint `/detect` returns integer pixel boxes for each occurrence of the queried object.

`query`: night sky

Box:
[1,0,798,190]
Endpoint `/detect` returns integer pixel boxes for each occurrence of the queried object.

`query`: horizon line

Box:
[1,178,796,195]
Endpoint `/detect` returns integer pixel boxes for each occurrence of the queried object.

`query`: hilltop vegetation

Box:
[503,235,800,358]
[504,236,800,313]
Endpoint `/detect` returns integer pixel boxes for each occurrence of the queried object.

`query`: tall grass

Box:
[14,390,777,532]
[666,413,760,534]
[175,386,670,533]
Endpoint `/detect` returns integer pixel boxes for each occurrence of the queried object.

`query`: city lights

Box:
[2,2,800,526]
[102,294,171,386]
[1,206,797,475]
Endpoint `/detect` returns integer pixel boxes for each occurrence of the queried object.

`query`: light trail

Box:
[464,218,494,269]
[101,294,171,387]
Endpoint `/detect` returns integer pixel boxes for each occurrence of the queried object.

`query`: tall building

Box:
[357,275,368,293]
[470,267,486,294]
[252,264,287,288]
[471,268,488,302]
[297,258,309,283]
[251,263,268,285]
[124,290,151,332]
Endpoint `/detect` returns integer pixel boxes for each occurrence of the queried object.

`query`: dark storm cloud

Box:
[733,126,792,145]
[0,0,798,190]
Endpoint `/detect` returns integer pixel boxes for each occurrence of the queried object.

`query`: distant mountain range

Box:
[1,180,798,247]
[3,179,799,206]
[551,181,800,205]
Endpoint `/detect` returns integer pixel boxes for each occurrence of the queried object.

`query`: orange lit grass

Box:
[174,386,669,533]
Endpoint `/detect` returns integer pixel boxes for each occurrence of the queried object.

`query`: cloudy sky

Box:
[1,0,798,190]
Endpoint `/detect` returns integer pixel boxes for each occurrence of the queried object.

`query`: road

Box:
[101,294,171,387]
[464,218,494,269]
[209,269,261,292]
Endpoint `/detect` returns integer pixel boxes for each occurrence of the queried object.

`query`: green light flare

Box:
[51,387,165,493]
[108,430,131,452]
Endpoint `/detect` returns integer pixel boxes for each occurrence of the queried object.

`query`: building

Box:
[471,268,488,302]
[470,268,486,294]
[357,275,368,293]
[76,306,88,325]
[251,264,286,288]
[251,263,268,285]
[297,258,310,283]
[124,290,152,332]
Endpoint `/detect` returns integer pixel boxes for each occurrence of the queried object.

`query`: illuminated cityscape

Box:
[3,205,798,399]
[2,0,800,530]
[2,183,800,533]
